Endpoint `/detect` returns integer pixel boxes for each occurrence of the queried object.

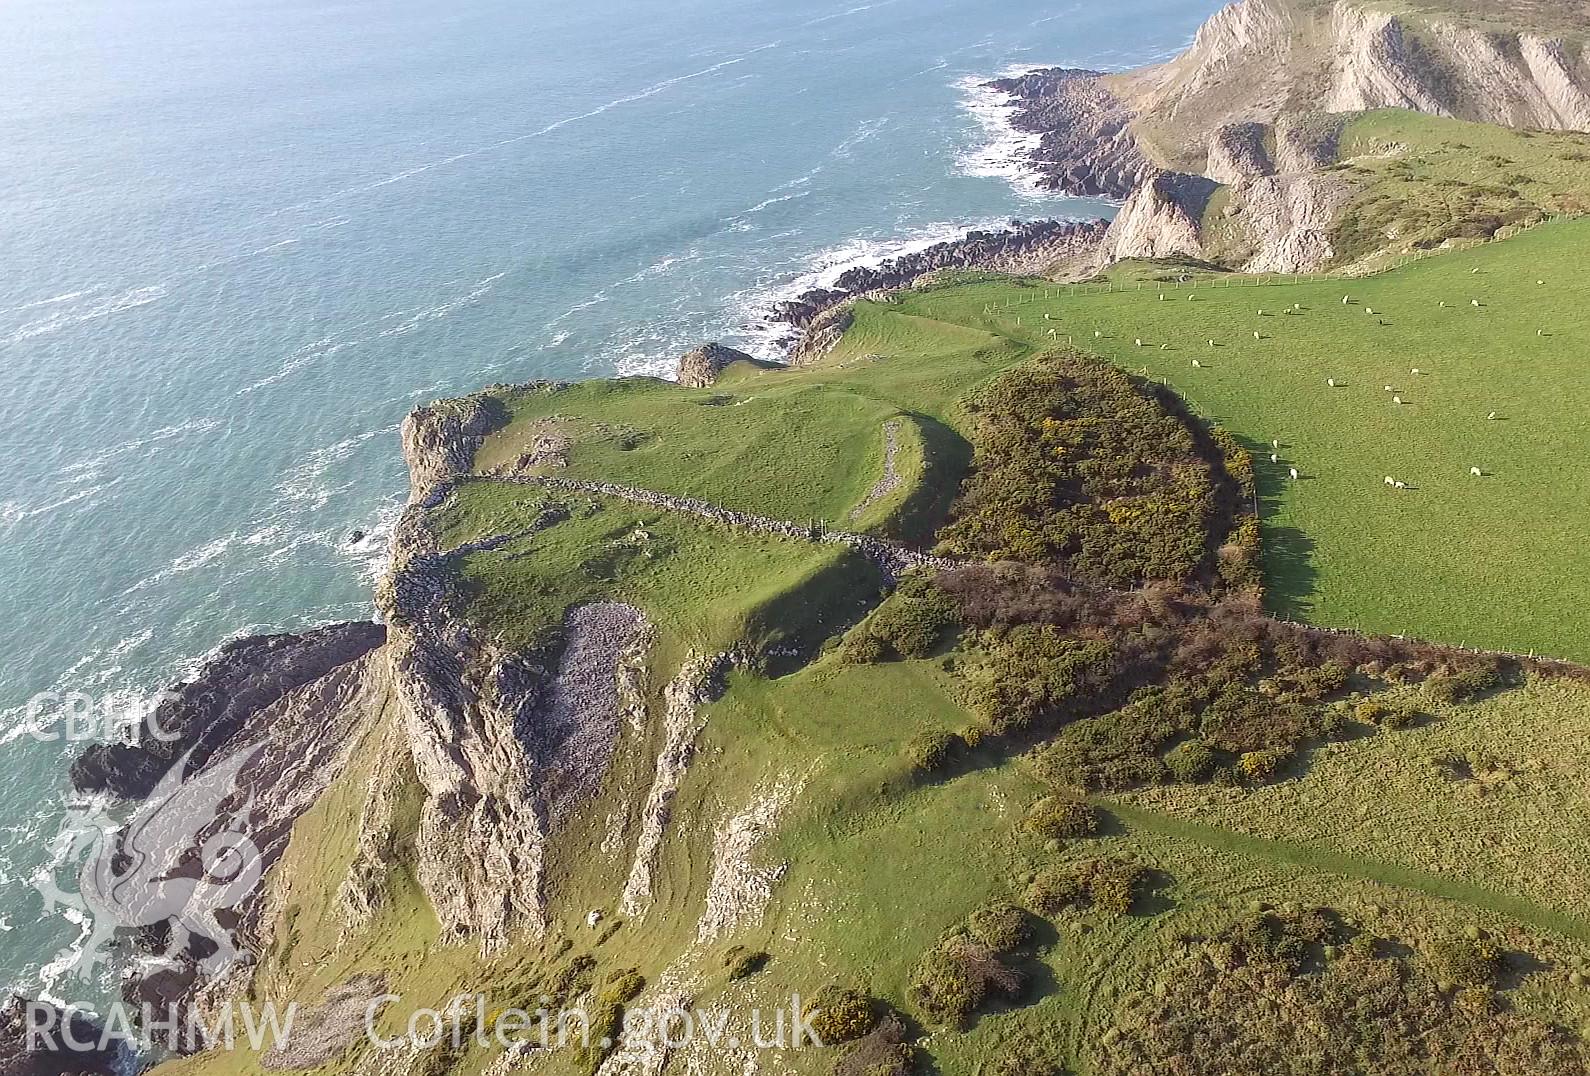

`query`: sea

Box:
[0,0,1219,1008]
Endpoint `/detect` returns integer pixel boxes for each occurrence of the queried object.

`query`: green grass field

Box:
[836,218,1590,660]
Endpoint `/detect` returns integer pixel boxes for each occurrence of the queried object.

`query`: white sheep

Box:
[1487,411,1498,420]
[1209,339,1216,347]
[1469,467,1483,477]
[1395,481,1407,490]
[1094,330,1102,338]
[1538,280,1545,285]
[1271,453,1279,463]
[587,910,603,928]
[1135,338,1143,346]
[1271,439,1279,449]
[1410,368,1421,375]
[1326,378,1336,387]
[1366,307,1374,315]
[1440,301,1447,308]
[1289,467,1300,481]
[1191,358,1202,368]
[1393,396,1403,405]
[1471,299,1481,307]
[1254,331,1262,340]
[1342,296,1350,304]
[1537,329,1545,336]
[1159,293,1166,301]
[1384,385,1395,392]
[1160,343,1170,350]
[1384,476,1395,486]
[1471,267,1480,274]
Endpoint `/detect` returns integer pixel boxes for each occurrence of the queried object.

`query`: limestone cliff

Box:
[990,0,1590,273]
[1102,172,1219,261]
[1116,0,1590,166]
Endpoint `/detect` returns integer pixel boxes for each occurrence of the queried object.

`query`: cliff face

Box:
[989,0,1590,273]
[1119,0,1590,155]
[1102,172,1219,261]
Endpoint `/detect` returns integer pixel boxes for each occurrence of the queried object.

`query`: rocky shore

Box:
[70,622,385,800]
[984,68,1152,198]
[767,217,1111,355]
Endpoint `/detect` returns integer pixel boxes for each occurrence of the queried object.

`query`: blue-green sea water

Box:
[0,0,1218,1005]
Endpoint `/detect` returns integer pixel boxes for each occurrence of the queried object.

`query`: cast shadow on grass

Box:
[875,413,973,549]
[1264,524,1320,620]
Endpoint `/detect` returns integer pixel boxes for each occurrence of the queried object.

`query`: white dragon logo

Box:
[37,743,267,980]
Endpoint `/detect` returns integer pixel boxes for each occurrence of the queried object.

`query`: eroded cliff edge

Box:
[983,0,1590,272]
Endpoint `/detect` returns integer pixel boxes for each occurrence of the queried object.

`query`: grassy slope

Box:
[1329,110,1590,267]
[850,218,1590,661]
[159,194,1590,1076]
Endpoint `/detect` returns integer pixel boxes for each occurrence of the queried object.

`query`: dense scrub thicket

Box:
[1097,906,1590,1075]
[936,353,1258,592]
[941,563,1521,790]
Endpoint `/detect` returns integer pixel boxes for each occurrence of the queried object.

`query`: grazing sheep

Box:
[1366,307,1374,315]
[1271,439,1279,449]
[1160,343,1169,350]
[1538,280,1545,285]
[1384,476,1396,486]
[1191,358,1202,368]
[1384,385,1394,392]
[1094,330,1102,338]
[1271,453,1279,463]
[1410,368,1421,375]
[1471,267,1480,274]
[1188,294,1196,301]
[1471,299,1481,307]
[1393,396,1404,405]
[1327,378,1336,387]
[1538,329,1545,336]
[1470,467,1483,477]
[1487,411,1498,420]
[1342,296,1350,304]
[1289,467,1299,481]
[1135,338,1143,346]
[1254,331,1261,340]
[1440,301,1447,308]
[1159,293,1166,301]
[1209,339,1216,347]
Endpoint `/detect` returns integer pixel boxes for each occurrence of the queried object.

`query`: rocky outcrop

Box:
[0,998,123,1076]
[400,391,510,501]
[620,651,739,919]
[675,343,755,387]
[70,622,385,800]
[1223,170,1354,272]
[1205,122,1274,183]
[375,551,551,950]
[983,69,1154,197]
[770,219,1111,353]
[1273,112,1345,174]
[1102,172,1219,261]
